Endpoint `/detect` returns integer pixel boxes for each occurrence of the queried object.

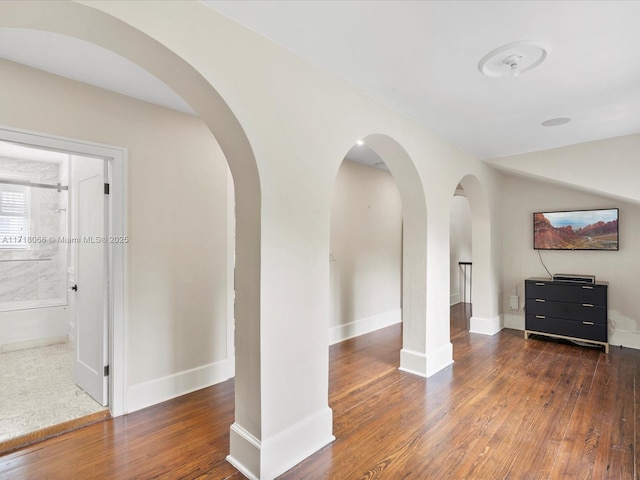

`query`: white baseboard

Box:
[228,407,334,480]
[503,313,524,330]
[426,342,454,377]
[228,424,261,480]
[0,335,67,353]
[127,357,234,413]
[399,342,453,378]
[609,329,640,350]
[470,315,502,335]
[330,309,401,345]
[450,292,460,306]
[399,348,428,377]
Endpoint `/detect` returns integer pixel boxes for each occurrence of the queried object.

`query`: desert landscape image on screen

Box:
[534,209,618,250]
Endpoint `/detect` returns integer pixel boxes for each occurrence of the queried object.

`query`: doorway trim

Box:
[0,124,127,417]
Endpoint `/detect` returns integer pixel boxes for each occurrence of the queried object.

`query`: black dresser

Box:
[524,277,609,353]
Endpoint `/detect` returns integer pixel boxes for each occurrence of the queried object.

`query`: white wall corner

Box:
[399,342,453,378]
[503,313,524,330]
[426,342,454,377]
[262,406,334,479]
[450,293,461,306]
[470,315,503,335]
[228,407,335,480]
[226,355,236,378]
[126,358,233,413]
[330,309,401,345]
[399,348,428,377]
[227,423,261,480]
[609,329,640,351]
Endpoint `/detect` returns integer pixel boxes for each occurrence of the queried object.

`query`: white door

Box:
[73,158,108,406]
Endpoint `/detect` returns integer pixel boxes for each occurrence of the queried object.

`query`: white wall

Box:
[501,173,640,348]
[329,160,402,343]
[64,4,503,477]
[0,58,233,408]
[449,195,472,305]
[1,3,505,478]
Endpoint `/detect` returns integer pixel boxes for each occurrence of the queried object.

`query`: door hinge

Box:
[104,365,109,377]
[104,183,110,195]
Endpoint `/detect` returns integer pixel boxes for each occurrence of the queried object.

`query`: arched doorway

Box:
[0,0,262,469]
[329,144,402,344]
[450,184,472,339]
[332,134,430,377]
[456,174,499,335]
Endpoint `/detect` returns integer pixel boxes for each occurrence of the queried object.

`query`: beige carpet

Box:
[0,342,107,443]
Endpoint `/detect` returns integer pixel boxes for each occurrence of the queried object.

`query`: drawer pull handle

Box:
[535,283,545,286]
[582,321,594,325]
[582,303,594,308]
[581,285,594,290]
[535,315,546,319]
[535,299,546,302]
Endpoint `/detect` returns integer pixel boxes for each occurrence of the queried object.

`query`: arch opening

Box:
[329,144,402,346]
[450,185,472,339]
[455,174,498,335]
[0,0,262,470]
[329,133,431,378]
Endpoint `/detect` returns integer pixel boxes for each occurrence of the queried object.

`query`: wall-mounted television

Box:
[533,208,619,251]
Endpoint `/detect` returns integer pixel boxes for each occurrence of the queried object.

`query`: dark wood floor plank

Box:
[282,311,639,479]
[380,338,574,479]
[2,305,638,479]
[590,350,636,480]
[548,345,637,480]
[0,379,236,480]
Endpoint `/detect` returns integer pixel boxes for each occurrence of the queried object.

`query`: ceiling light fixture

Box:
[541,117,571,127]
[479,41,547,78]
[502,54,523,77]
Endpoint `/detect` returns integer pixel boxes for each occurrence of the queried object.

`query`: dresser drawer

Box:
[526,299,607,325]
[526,315,607,342]
[525,281,607,305]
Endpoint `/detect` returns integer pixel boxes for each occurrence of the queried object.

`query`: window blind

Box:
[0,184,29,249]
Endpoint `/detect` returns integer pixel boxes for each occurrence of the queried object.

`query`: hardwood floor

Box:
[1,305,638,479]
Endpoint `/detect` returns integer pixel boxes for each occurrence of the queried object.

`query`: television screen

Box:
[534,208,619,251]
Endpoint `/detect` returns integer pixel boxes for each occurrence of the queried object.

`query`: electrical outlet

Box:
[509,295,519,310]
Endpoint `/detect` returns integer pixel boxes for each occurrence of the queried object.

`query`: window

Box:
[0,184,29,249]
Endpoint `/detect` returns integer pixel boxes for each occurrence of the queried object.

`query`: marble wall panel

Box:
[0,158,68,307]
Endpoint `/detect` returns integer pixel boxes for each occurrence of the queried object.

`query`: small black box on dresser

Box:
[524,277,608,353]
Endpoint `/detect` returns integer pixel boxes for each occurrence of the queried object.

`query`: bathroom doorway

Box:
[0,131,125,450]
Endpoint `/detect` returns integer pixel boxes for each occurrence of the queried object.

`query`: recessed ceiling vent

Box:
[478,41,547,78]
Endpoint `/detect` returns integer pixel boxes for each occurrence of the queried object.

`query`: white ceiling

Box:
[1,2,639,170]
[0,140,68,164]
[203,0,640,160]
[0,28,194,116]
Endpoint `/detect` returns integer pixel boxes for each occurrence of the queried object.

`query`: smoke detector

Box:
[478,41,547,78]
